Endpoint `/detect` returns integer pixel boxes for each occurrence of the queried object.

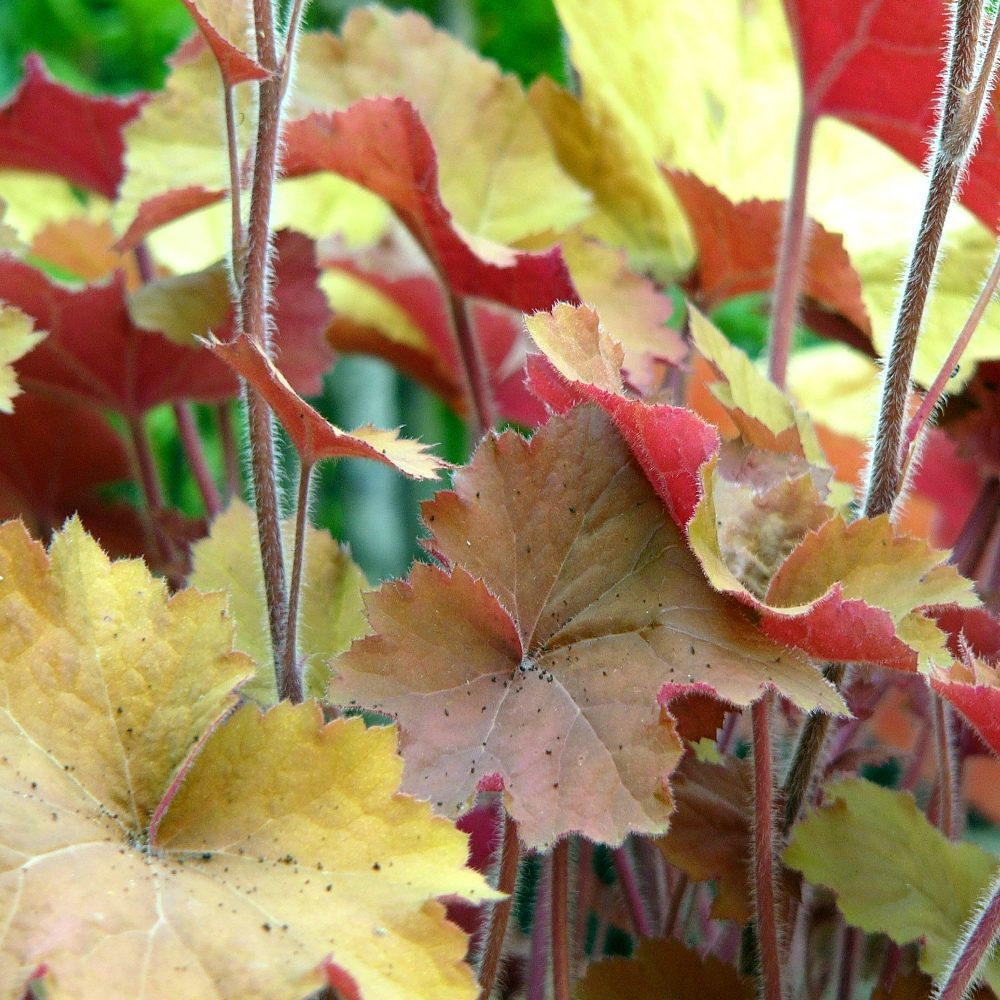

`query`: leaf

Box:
[290,7,590,246]
[209,333,447,478]
[189,501,368,704]
[784,778,1000,989]
[524,304,720,527]
[0,260,238,417]
[785,0,1000,233]
[575,939,754,1000]
[30,218,141,286]
[282,98,579,315]
[0,55,145,198]
[0,303,45,413]
[664,170,870,335]
[0,520,492,999]
[560,231,686,392]
[114,44,255,247]
[656,754,752,923]
[178,1,269,86]
[130,230,335,395]
[321,243,547,427]
[331,406,844,850]
[0,395,147,560]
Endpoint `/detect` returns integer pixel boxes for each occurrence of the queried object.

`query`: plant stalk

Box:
[551,838,571,1000]
[613,840,653,939]
[767,112,816,390]
[935,865,1000,999]
[477,811,521,1000]
[446,291,495,441]
[281,460,312,704]
[932,691,959,839]
[865,0,986,519]
[173,403,222,518]
[218,402,243,502]
[751,692,785,1000]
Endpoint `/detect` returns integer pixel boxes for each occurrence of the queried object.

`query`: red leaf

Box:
[785,0,1000,230]
[116,186,223,253]
[209,334,447,478]
[177,1,270,86]
[0,55,145,199]
[282,98,579,313]
[664,170,870,335]
[0,394,148,560]
[2,261,237,416]
[322,959,363,1000]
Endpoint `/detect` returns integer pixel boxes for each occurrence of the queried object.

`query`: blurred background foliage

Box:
[0,0,775,584]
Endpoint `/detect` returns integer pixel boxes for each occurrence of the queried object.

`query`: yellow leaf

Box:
[0,520,490,999]
[189,500,369,703]
[291,7,590,246]
[525,302,625,393]
[128,262,231,346]
[0,302,45,413]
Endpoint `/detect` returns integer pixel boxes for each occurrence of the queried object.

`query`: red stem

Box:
[526,856,552,1000]
[767,111,816,390]
[935,866,1000,1000]
[664,870,690,938]
[932,691,959,839]
[126,412,174,572]
[446,291,495,441]
[551,838,571,1000]
[173,403,222,518]
[751,692,785,1000]
[836,925,861,1000]
[613,841,653,938]
[477,811,521,1000]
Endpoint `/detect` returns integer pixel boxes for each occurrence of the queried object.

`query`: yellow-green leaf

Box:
[189,500,369,703]
[784,778,1000,989]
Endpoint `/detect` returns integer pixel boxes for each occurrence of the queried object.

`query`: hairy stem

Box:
[223,84,245,296]
[477,811,521,1000]
[551,838,571,1000]
[126,413,174,570]
[934,865,1000,999]
[865,0,985,518]
[932,691,959,838]
[664,870,690,938]
[218,402,243,502]
[173,403,222,518]
[751,692,785,1000]
[239,0,290,694]
[281,460,311,705]
[767,112,816,390]
[613,840,653,939]
[782,664,846,832]
[446,291,495,441]
[526,856,552,1000]
[836,925,861,1000]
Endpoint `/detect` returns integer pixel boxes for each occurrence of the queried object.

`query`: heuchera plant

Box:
[4,0,1000,997]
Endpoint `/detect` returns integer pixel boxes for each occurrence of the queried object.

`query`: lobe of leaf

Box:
[575,939,754,1000]
[290,7,590,246]
[0,55,145,198]
[784,778,1000,989]
[656,755,752,923]
[178,0,269,86]
[189,501,368,704]
[332,406,844,850]
[0,303,45,413]
[209,333,447,478]
[525,303,719,526]
[0,521,491,999]
[664,170,870,336]
[282,98,579,315]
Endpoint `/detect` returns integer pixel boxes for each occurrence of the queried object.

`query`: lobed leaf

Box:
[0,521,492,999]
[332,406,844,849]
[784,778,1000,989]
[0,302,45,413]
[178,0,269,86]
